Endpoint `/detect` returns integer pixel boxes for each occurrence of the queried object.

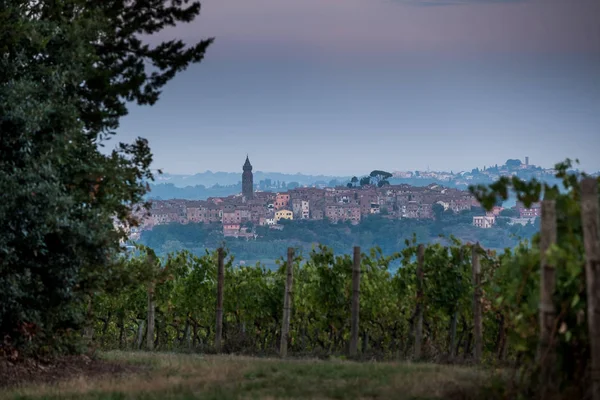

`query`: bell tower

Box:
[242,155,253,200]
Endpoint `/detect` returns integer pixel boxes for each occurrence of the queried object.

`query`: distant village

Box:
[121,157,543,241]
[392,156,566,185]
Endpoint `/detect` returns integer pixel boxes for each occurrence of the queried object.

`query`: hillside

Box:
[139,212,539,268]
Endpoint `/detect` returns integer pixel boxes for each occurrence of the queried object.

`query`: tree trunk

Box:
[580,179,600,400]
[280,247,294,358]
[154,314,160,350]
[136,320,146,350]
[464,332,472,360]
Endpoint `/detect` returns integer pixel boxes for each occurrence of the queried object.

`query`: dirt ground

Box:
[0,354,143,389]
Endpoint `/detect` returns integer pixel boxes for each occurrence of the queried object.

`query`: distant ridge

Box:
[144,158,600,201]
[153,171,352,188]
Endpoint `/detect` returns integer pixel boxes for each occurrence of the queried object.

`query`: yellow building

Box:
[275,209,293,222]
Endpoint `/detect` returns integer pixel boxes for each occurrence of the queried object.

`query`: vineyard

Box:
[84,163,600,399]
[92,239,493,360]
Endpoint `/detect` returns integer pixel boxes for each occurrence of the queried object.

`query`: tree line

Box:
[140,208,540,261]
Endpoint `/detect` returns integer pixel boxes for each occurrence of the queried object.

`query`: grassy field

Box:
[1,351,497,400]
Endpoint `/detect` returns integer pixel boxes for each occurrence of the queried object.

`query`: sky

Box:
[108,0,600,176]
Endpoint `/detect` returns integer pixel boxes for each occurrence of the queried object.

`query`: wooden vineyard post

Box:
[215,248,225,353]
[538,200,557,393]
[147,283,155,351]
[414,244,424,360]
[472,243,482,364]
[581,178,600,400]
[280,247,295,358]
[349,246,361,358]
[449,248,463,359]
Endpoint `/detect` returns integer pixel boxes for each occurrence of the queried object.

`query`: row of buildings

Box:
[472,201,541,229]
[136,184,477,238]
[127,157,542,239]
[131,157,481,239]
[391,157,578,187]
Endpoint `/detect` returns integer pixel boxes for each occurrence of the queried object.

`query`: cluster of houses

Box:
[119,157,544,241]
[472,201,541,229]
[127,183,485,239]
[130,189,542,240]
[392,157,564,187]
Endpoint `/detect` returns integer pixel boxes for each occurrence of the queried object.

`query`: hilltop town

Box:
[125,156,545,241]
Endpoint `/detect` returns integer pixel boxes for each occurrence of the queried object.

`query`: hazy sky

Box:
[109,0,600,176]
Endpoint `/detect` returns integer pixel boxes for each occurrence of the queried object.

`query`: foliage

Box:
[505,159,523,169]
[140,212,539,262]
[92,238,505,362]
[469,159,600,396]
[369,170,393,187]
[353,170,393,188]
[0,0,212,356]
[499,208,519,218]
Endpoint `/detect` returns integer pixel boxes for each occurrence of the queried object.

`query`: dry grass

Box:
[0,351,498,399]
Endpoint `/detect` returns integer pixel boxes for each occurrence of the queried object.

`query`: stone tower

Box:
[242,155,254,200]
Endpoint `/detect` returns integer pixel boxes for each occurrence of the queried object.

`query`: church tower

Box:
[242,155,254,200]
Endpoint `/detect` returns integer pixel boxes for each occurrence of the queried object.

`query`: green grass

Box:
[2,351,496,400]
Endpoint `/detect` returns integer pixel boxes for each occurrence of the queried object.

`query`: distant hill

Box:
[146,183,242,200]
[153,171,351,188]
[145,171,353,200]
[144,160,598,201]
[145,175,565,202]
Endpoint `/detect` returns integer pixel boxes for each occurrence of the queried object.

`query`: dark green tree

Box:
[369,170,392,187]
[505,159,522,169]
[360,176,371,187]
[499,208,519,218]
[0,0,213,355]
[432,203,445,222]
